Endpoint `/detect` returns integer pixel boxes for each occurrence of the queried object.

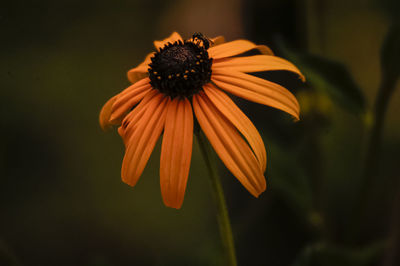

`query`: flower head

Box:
[99,32,304,209]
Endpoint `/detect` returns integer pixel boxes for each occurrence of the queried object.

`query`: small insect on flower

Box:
[191,32,213,50]
[99,32,305,209]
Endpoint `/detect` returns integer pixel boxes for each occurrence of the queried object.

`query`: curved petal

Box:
[118,89,160,145]
[120,92,168,187]
[110,78,152,123]
[211,70,300,120]
[213,55,305,82]
[193,92,266,197]
[208,40,273,59]
[203,84,267,172]
[99,95,118,131]
[160,98,193,209]
[127,52,154,84]
[154,32,183,51]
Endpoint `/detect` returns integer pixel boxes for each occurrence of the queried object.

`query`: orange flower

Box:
[99,32,304,209]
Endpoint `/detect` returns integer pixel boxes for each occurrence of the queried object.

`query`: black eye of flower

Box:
[148,35,213,98]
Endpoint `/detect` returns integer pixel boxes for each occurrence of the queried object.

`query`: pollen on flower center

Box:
[148,36,213,98]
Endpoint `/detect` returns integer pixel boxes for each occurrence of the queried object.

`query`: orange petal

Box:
[203,84,267,172]
[211,69,300,120]
[160,98,193,209]
[213,55,305,82]
[210,36,225,46]
[118,89,160,145]
[193,92,266,197]
[154,32,183,51]
[127,52,154,84]
[99,95,118,131]
[110,78,152,123]
[120,92,168,187]
[208,40,273,59]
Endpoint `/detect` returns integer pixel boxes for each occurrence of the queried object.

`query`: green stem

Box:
[197,131,237,266]
[381,182,400,266]
[357,75,398,236]
[303,108,327,239]
[362,77,396,188]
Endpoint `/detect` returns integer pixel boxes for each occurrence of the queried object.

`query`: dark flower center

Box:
[148,34,213,98]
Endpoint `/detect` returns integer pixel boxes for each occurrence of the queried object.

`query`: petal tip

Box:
[109,113,119,124]
[99,96,118,131]
[99,114,112,131]
[162,194,183,209]
[121,174,137,187]
[293,114,301,122]
[99,121,113,132]
[164,202,183,209]
[254,187,267,198]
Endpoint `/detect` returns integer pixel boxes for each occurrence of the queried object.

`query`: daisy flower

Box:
[99,32,304,209]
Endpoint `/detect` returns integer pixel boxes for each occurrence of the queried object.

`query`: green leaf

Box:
[277,40,366,115]
[381,23,400,85]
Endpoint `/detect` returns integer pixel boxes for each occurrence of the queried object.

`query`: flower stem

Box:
[362,76,397,192]
[197,131,237,266]
[357,75,398,237]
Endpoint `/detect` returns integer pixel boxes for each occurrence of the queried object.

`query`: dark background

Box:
[1,0,399,265]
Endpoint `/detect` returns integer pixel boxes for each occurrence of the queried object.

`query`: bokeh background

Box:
[1,0,399,265]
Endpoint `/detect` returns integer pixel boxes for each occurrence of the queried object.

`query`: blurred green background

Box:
[1,0,399,265]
